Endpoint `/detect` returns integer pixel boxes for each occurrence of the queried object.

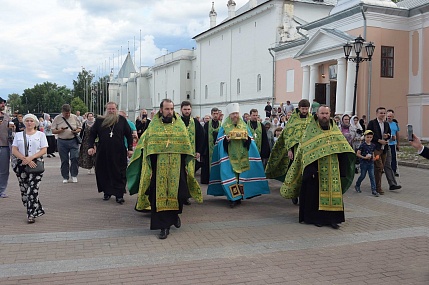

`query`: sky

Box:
[0,0,249,97]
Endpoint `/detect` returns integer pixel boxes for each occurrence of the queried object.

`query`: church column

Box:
[345,59,356,115]
[335,58,347,115]
[309,64,318,103]
[302,65,310,100]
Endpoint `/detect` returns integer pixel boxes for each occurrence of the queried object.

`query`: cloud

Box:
[0,0,249,95]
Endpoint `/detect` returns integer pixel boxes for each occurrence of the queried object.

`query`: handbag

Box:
[23,131,45,174]
[62,117,82,144]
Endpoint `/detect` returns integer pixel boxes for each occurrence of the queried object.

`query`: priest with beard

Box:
[180,101,205,205]
[282,105,355,229]
[127,99,202,239]
[87,102,133,204]
[247,109,270,163]
[201,107,221,184]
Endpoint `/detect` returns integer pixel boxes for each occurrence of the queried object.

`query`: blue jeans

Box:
[356,162,376,191]
[57,138,79,179]
[0,146,10,196]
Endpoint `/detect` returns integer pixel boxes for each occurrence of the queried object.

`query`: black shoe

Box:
[116,197,125,204]
[47,154,52,158]
[314,224,323,227]
[159,228,169,239]
[51,153,56,157]
[103,194,111,201]
[355,168,359,174]
[389,185,402,191]
[229,201,237,208]
[394,172,399,177]
[184,198,191,205]
[291,198,298,205]
[174,216,181,228]
[331,223,340,230]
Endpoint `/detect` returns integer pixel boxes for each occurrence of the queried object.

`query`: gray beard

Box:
[101,113,119,128]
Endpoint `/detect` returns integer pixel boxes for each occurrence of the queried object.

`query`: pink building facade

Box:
[272,0,429,139]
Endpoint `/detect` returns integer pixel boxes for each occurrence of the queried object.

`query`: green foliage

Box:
[7,93,21,113]
[21,82,73,114]
[70,97,88,114]
[72,68,94,104]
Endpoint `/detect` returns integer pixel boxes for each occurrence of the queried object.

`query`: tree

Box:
[73,68,94,108]
[7,93,21,113]
[21,82,73,114]
[70,97,88,114]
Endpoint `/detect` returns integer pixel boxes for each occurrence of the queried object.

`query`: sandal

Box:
[27,217,35,224]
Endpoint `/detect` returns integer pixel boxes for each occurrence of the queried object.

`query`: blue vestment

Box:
[207,126,270,201]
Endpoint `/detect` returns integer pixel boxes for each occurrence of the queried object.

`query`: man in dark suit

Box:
[366,107,391,195]
[410,134,429,159]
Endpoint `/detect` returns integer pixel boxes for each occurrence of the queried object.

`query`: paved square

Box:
[0,157,428,284]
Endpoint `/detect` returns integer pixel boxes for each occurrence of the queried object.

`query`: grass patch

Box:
[397,138,429,165]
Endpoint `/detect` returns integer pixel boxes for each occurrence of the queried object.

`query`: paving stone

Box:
[0,158,428,284]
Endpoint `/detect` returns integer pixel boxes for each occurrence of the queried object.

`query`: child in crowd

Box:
[355,130,378,197]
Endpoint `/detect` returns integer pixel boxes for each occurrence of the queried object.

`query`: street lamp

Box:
[343,35,375,116]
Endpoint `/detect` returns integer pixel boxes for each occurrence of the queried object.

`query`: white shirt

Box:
[12,131,48,156]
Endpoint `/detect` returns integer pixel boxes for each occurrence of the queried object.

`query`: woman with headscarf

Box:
[11,114,48,223]
[350,115,363,173]
[340,114,356,147]
[78,112,96,174]
[43,113,56,158]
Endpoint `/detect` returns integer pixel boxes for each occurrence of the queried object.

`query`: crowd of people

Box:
[0,96,428,239]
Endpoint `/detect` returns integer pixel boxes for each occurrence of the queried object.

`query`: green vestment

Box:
[281,118,355,211]
[127,113,202,212]
[265,109,311,180]
[222,117,249,173]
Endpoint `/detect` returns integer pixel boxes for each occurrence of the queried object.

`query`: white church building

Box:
[109,0,429,138]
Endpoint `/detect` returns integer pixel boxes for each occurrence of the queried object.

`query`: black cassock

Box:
[299,153,348,226]
[148,154,189,230]
[248,120,270,159]
[89,116,132,198]
[200,120,220,184]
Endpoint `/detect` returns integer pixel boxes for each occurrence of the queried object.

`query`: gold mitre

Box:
[228,128,248,140]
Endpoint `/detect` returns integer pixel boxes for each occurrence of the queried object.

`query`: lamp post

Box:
[343,36,375,116]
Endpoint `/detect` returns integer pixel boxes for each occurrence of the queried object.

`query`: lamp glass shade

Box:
[365,42,375,58]
[354,36,364,54]
[343,43,352,57]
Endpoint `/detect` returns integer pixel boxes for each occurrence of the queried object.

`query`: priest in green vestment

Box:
[247,108,270,161]
[126,99,202,239]
[265,99,311,204]
[180,100,205,205]
[283,105,355,229]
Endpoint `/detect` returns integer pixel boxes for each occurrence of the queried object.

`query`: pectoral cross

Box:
[166,139,170,147]
[110,131,113,138]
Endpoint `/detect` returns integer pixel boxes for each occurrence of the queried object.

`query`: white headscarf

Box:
[23,114,39,127]
[223,103,240,124]
[350,115,362,132]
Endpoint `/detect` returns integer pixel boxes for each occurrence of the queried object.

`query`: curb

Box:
[398,161,429,170]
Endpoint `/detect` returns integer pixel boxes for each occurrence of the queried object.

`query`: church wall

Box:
[423,27,429,94]
[274,57,303,105]
[197,5,279,117]
[363,27,409,130]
